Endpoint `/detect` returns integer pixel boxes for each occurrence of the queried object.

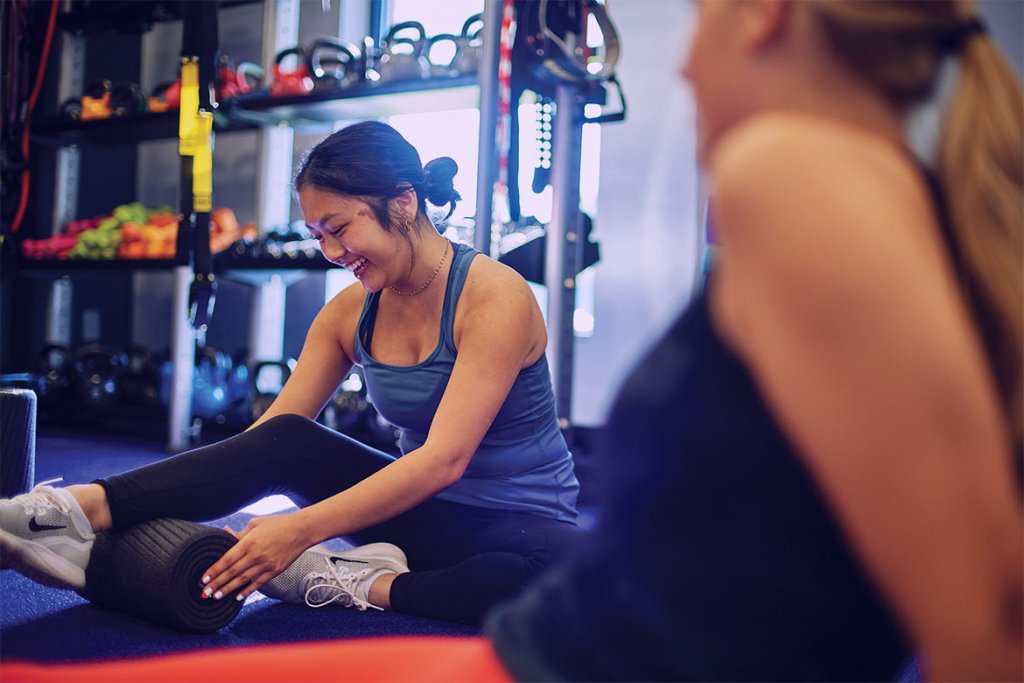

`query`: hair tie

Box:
[941,17,987,53]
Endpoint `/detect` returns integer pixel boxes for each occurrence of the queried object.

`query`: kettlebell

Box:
[147,80,180,113]
[377,21,430,83]
[110,83,147,117]
[456,13,485,74]
[193,346,231,421]
[309,39,363,91]
[59,97,83,121]
[270,46,314,97]
[250,360,294,422]
[320,370,369,432]
[74,344,127,410]
[426,33,462,78]
[36,344,74,405]
[80,80,113,121]
[361,35,382,83]
[217,54,264,100]
[120,346,160,406]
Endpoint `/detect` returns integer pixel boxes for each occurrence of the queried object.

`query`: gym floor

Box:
[0,430,480,664]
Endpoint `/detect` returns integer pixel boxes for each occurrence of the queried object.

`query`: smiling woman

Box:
[0,121,582,627]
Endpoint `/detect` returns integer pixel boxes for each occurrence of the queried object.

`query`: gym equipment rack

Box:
[12,0,599,449]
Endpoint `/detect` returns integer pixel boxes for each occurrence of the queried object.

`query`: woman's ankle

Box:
[66,484,112,532]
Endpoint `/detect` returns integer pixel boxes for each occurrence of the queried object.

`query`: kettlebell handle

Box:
[384,20,427,47]
[427,34,463,69]
[462,13,484,42]
[274,46,309,74]
[309,39,359,80]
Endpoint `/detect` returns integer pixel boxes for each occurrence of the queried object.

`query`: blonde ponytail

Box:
[937,31,1024,446]
[814,0,1024,449]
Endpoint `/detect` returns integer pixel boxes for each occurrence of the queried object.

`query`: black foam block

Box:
[0,388,36,498]
[79,518,242,633]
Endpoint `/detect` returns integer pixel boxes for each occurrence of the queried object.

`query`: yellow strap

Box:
[192,111,214,212]
[178,59,199,157]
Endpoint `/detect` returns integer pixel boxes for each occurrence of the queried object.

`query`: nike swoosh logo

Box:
[330,556,368,566]
[29,518,67,532]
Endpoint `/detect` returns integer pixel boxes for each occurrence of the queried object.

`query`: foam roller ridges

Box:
[79,518,243,633]
[0,389,37,498]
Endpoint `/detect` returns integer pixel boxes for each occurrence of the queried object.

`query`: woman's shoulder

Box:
[315,281,367,361]
[713,112,916,189]
[461,250,537,307]
[324,280,368,317]
[709,112,932,250]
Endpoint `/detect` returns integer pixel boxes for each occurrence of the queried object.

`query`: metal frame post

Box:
[545,83,587,428]
[473,0,503,256]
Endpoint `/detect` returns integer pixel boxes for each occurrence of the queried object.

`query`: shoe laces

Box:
[18,486,70,518]
[303,557,379,611]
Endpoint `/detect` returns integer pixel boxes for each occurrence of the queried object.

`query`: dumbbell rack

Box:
[14,0,593,449]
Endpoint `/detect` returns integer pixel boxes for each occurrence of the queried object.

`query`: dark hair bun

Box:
[423,157,461,213]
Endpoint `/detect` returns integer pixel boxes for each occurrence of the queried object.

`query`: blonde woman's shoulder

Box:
[709,112,931,248]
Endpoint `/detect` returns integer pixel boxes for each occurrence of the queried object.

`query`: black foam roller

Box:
[0,388,37,497]
[79,518,243,633]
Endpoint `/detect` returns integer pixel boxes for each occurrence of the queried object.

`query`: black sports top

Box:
[486,279,910,681]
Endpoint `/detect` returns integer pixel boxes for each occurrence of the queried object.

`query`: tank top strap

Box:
[355,289,381,363]
[440,242,480,351]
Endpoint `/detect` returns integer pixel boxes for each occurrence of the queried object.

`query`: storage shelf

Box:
[57,0,261,35]
[14,255,341,277]
[227,74,480,129]
[32,75,480,146]
[31,110,258,147]
[15,258,179,274]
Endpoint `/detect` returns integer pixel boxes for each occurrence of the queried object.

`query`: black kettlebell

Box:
[309,39,363,90]
[120,346,160,406]
[74,344,127,410]
[36,344,74,405]
[250,360,293,422]
[193,346,232,421]
[320,370,369,432]
[109,83,148,117]
[378,21,430,83]
[426,33,462,78]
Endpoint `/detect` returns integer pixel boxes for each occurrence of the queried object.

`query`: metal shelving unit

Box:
[23,0,593,443]
[23,0,500,451]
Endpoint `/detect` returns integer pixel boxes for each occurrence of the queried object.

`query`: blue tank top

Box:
[487,280,909,680]
[355,241,579,522]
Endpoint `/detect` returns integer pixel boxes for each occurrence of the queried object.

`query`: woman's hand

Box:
[200,512,314,602]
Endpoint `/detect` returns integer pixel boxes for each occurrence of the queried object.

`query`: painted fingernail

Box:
[236,593,245,602]
[203,587,213,597]
[202,575,210,584]
[214,590,223,600]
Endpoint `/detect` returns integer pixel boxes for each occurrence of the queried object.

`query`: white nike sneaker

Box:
[260,542,408,610]
[0,485,96,589]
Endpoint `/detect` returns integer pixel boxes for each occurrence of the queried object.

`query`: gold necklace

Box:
[390,240,450,296]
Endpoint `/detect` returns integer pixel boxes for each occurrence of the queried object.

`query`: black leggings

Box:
[96,414,581,625]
